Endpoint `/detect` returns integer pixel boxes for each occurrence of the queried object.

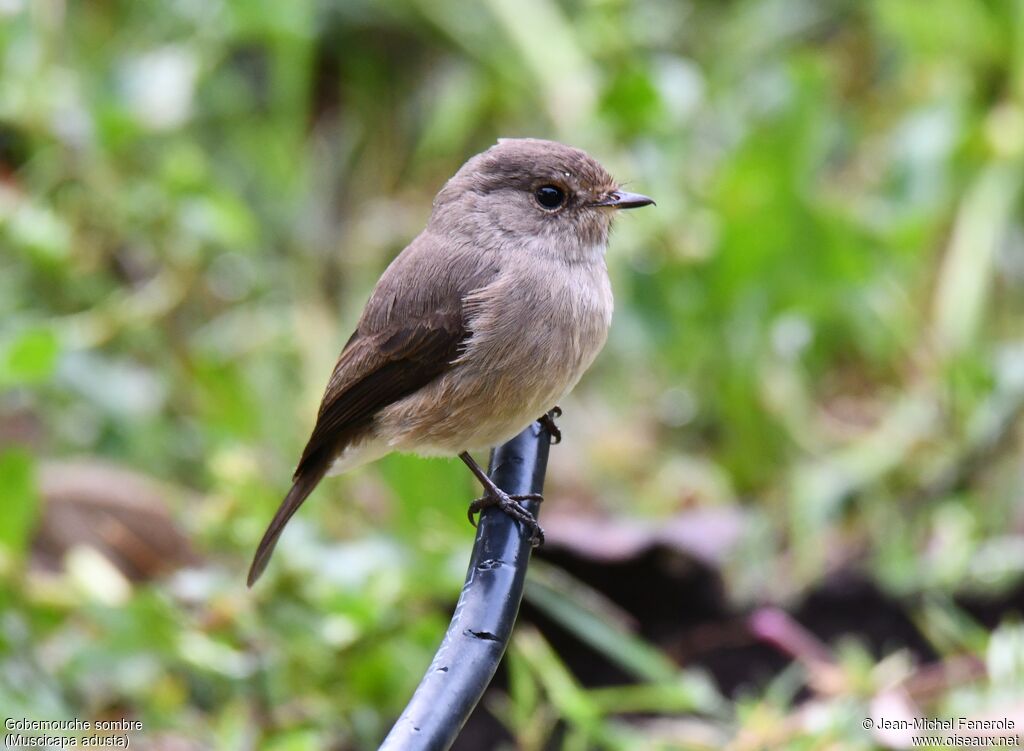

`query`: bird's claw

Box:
[538,405,563,445]
[466,491,545,546]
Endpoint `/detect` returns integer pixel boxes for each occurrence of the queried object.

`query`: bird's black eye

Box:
[534,184,566,210]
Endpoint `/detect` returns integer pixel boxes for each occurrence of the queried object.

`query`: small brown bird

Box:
[248,138,653,585]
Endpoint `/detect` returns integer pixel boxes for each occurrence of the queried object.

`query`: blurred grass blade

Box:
[932,161,1023,356]
[526,562,685,685]
[788,392,938,575]
[483,0,596,131]
[584,681,725,716]
[514,627,636,750]
[914,593,990,657]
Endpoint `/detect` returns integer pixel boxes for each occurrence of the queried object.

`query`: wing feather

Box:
[247,233,497,585]
[294,312,467,478]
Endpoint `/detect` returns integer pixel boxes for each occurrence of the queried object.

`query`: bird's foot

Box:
[537,405,563,444]
[467,490,545,546]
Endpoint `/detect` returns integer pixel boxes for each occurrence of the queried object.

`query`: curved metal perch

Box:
[378,420,551,751]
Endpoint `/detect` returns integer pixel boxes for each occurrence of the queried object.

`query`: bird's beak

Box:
[593,190,656,209]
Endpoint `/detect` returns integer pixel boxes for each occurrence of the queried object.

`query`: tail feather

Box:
[247,462,329,587]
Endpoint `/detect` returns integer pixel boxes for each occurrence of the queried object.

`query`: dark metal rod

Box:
[378,420,551,751]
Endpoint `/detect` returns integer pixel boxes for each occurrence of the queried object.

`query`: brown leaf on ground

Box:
[33,459,200,581]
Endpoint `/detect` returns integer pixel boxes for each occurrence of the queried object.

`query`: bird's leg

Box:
[537,405,562,444]
[459,451,544,546]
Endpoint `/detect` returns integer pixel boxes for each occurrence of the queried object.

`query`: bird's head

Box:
[431,138,654,263]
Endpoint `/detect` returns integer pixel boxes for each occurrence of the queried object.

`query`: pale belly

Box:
[386,365,575,454]
[326,359,588,476]
[381,260,611,455]
[327,258,613,474]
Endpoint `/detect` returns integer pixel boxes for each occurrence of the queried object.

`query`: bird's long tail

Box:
[247,459,330,586]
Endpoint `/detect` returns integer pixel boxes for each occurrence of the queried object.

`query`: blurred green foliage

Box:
[3,0,1024,748]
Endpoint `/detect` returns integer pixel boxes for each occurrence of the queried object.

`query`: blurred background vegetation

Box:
[3,0,1024,748]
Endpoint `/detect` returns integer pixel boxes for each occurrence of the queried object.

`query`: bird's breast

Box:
[467,257,612,382]
[454,257,612,434]
[376,255,613,454]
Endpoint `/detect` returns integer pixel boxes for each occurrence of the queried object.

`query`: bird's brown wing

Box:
[247,313,468,585]
[298,312,467,476]
[246,225,508,587]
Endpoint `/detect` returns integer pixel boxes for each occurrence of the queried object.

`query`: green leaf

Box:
[0,449,38,557]
[0,327,61,387]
